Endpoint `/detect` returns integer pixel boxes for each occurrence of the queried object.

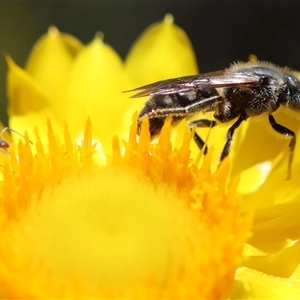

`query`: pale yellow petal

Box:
[25,26,83,118]
[244,240,300,277]
[66,35,132,152]
[125,14,198,86]
[232,105,300,178]
[233,267,300,299]
[6,55,61,141]
[6,55,49,115]
[245,200,300,253]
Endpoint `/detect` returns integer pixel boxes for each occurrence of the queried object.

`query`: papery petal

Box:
[6,55,50,115]
[245,199,300,253]
[243,239,300,278]
[235,104,300,298]
[232,106,300,178]
[6,56,63,146]
[292,263,300,280]
[241,157,300,213]
[25,26,83,118]
[125,14,198,86]
[237,160,273,195]
[66,34,132,152]
[239,173,300,296]
[233,267,300,299]
[6,55,60,137]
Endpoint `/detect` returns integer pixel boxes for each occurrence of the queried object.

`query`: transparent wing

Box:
[125,70,261,98]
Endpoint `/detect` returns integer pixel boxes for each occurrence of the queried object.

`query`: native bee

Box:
[127,61,300,179]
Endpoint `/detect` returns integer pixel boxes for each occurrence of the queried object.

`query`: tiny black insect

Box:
[126,61,300,179]
[0,127,32,152]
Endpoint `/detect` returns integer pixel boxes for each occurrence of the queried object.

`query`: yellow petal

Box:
[244,240,300,278]
[246,200,300,254]
[6,55,61,142]
[6,55,49,115]
[232,105,300,177]
[25,26,83,117]
[66,34,132,152]
[291,262,300,280]
[125,14,198,86]
[241,157,300,213]
[233,267,300,299]
[237,160,274,195]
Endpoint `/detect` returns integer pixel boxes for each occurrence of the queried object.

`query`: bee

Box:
[126,61,300,179]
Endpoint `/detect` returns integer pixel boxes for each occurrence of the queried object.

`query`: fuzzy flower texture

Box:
[1,15,300,299]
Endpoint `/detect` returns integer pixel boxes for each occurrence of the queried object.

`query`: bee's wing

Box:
[125,70,261,98]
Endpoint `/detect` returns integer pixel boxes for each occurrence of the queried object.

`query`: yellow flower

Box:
[1,14,300,299]
[0,114,251,299]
